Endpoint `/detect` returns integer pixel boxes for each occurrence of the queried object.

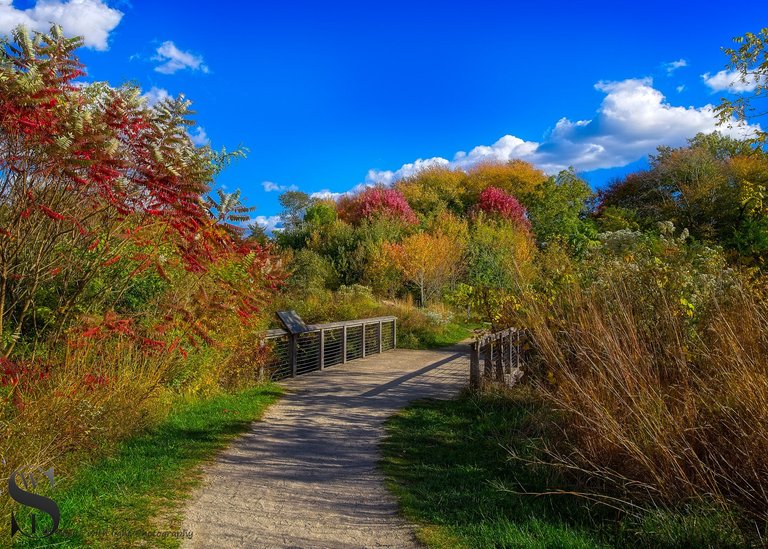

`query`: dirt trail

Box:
[181,346,469,549]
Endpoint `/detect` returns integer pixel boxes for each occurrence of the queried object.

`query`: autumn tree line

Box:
[270,131,768,326]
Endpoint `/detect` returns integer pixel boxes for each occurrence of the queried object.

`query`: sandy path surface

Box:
[180,346,469,549]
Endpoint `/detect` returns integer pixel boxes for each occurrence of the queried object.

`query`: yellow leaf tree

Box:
[384,231,464,306]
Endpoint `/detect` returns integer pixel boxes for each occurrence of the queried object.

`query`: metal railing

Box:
[263,316,397,380]
[469,327,525,389]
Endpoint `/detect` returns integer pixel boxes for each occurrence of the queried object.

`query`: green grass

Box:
[380,390,748,549]
[15,384,282,548]
[381,389,609,549]
[399,319,484,350]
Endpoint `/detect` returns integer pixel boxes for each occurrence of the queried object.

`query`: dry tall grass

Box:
[0,335,174,537]
[525,278,768,528]
[0,323,273,538]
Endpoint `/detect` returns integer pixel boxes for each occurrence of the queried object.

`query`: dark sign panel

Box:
[276,310,308,334]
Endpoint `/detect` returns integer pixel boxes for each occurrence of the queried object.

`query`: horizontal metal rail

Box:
[262,316,397,380]
[470,327,525,389]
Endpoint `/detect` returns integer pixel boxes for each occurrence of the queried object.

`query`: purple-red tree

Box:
[338,187,418,225]
[477,186,530,228]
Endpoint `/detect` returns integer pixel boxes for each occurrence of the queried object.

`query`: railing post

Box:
[484,337,492,378]
[495,335,505,382]
[378,320,383,353]
[470,341,481,389]
[289,333,298,378]
[393,319,397,349]
[342,324,348,363]
[361,322,366,358]
[319,328,325,370]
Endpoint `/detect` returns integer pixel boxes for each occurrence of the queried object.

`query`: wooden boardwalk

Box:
[181,345,469,548]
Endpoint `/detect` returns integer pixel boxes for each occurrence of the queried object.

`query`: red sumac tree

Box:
[0,26,282,356]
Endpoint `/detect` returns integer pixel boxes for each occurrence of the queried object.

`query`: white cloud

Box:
[142,86,171,106]
[532,77,757,172]
[188,126,209,146]
[251,215,283,233]
[663,59,687,74]
[365,157,451,186]
[702,69,761,93]
[310,189,346,200]
[0,0,123,50]
[262,181,298,193]
[359,77,759,186]
[676,85,685,93]
[153,41,208,75]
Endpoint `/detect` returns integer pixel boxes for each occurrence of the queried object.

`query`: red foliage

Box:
[82,372,109,389]
[38,204,66,221]
[1,358,51,411]
[338,187,418,225]
[477,186,530,228]
[0,29,288,358]
[0,33,219,276]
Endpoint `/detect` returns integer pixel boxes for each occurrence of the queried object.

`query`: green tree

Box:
[464,215,535,325]
[287,248,337,292]
[279,191,312,230]
[304,202,337,226]
[246,222,270,244]
[527,169,596,255]
[596,134,768,266]
[714,27,768,145]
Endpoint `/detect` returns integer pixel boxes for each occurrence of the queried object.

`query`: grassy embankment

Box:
[13,385,281,548]
[382,389,745,549]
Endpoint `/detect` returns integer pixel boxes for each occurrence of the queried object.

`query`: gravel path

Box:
[180,346,469,549]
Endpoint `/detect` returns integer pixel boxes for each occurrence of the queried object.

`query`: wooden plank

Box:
[468,328,525,387]
[303,316,397,331]
[495,337,505,381]
[289,334,297,378]
[393,319,397,349]
[265,328,289,339]
[484,340,493,378]
[505,332,512,374]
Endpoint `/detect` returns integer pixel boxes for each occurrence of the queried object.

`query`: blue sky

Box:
[1,1,767,229]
